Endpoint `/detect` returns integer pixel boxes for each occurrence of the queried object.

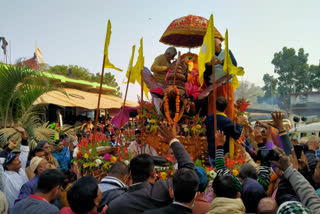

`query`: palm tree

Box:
[0,64,62,146]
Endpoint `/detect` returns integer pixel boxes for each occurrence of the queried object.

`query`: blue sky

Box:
[1,0,320,101]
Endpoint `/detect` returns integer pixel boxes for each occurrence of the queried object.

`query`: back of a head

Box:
[38,141,49,148]
[242,178,266,213]
[239,163,258,180]
[195,166,208,193]
[129,154,154,183]
[165,47,177,56]
[212,175,238,198]
[276,201,311,214]
[173,168,199,203]
[108,161,129,179]
[257,197,278,214]
[28,147,44,161]
[216,96,228,112]
[37,169,64,194]
[68,176,98,214]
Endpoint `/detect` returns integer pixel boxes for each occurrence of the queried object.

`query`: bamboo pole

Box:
[92,55,106,145]
[140,69,144,153]
[211,20,217,151]
[119,70,132,128]
[172,52,181,136]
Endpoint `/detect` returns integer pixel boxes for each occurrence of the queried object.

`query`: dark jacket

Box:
[276,176,300,206]
[15,175,39,203]
[107,140,194,214]
[98,186,127,212]
[143,203,192,214]
[206,114,242,158]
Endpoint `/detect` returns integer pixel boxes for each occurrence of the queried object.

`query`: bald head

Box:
[164,47,177,61]
[165,47,177,56]
[257,197,278,214]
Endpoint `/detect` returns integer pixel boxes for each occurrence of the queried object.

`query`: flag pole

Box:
[119,71,131,128]
[140,69,144,153]
[92,55,106,145]
[211,16,217,151]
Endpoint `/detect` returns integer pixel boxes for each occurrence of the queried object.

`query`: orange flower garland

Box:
[164,85,180,123]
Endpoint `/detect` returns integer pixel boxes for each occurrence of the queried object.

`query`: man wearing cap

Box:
[1,126,29,208]
[0,138,17,190]
[128,129,158,156]
[15,156,49,203]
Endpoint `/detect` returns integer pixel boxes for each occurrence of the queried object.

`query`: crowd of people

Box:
[1,98,320,214]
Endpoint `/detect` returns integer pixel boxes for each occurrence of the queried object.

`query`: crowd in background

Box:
[1,103,320,214]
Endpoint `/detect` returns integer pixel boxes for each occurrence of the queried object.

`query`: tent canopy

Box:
[34,88,138,109]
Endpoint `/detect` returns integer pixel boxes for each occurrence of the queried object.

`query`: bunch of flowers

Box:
[225,151,246,177]
[179,114,207,137]
[72,138,126,175]
[136,101,163,134]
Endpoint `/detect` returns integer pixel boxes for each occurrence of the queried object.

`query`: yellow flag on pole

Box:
[35,44,44,63]
[198,14,215,87]
[126,45,136,84]
[132,38,149,98]
[104,20,122,71]
[223,29,245,90]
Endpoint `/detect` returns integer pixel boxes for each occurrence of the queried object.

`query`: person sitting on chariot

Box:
[128,129,158,156]
[150,47,177,113]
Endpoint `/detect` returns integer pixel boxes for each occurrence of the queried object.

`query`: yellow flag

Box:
[223,29,245,90]
[126,45,136,84]
[104,20,122,71]
[198,14,215,87]
[132,38,149,98]
[35,44,44,63]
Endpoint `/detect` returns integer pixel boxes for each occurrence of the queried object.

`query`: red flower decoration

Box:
[166,156,173,162]
[77,152,83,159]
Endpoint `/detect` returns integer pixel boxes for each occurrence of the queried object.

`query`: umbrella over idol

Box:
[159,14,224,48]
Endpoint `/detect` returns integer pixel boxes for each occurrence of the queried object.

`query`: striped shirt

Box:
[98,176,127,193]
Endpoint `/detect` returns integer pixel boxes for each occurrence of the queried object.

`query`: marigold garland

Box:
[164,85,180,123]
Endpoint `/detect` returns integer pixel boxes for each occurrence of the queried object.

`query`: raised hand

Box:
[268,112,284,131]
[13,126,27,140]
[215,130,226,147]
[271,147,291,171]
[8,139,17,150]
[159,123,176,144]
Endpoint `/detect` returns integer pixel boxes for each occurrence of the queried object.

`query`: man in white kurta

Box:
[1,127,29,208]
[128,129,158,156]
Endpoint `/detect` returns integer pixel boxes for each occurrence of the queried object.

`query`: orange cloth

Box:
[60,183,72,207]
[267,173,279,197]
[208,82,234,120]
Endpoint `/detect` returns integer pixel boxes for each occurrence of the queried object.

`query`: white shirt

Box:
[127,141,158,156]
[2,145,29,208]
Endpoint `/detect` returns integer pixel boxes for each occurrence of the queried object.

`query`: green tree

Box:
[262,74,278,97]
[271,47,311,96]
[0,64,59,145]
[310,64,320,90]
[44,64,122,97]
